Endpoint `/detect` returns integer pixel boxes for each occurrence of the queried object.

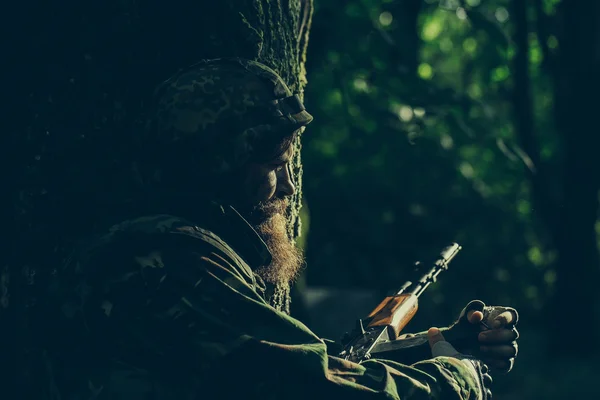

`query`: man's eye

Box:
[271,163,286,172]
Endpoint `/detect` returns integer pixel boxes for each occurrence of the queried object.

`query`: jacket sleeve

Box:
[98,237,485,400]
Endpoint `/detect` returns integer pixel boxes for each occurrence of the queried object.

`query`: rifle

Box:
[338,243,484,363]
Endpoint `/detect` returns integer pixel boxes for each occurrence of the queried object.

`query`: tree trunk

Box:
[512,0,558,234]
[519,0,600,358]
[514,0,600,359]
[1,1,313,397]
[549,0,600,358]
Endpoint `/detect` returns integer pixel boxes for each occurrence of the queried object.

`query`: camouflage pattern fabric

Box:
[43,207,486,400]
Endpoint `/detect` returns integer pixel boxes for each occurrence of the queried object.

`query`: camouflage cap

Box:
[147,58,313,173]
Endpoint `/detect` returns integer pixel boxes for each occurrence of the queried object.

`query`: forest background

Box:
[297,1,600,399]
[2,0,599,399]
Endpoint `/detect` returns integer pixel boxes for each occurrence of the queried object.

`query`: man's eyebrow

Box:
[270,153,291,163]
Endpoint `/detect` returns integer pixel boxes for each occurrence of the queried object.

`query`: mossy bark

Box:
[1,1,313,397]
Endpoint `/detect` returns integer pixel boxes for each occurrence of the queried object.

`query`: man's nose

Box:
[277,165,296,197]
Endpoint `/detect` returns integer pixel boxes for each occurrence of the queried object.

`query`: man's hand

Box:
[428,327,493,400]
[428,327,465,358]
[461,301,519,373]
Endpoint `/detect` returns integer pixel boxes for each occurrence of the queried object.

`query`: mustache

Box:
[254,197,289,217]
[243,197,290,227]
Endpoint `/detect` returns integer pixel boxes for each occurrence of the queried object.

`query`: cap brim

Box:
[288,109,314,128]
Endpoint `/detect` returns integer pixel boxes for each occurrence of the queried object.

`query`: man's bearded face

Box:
[232,141,304,288]
[248,198,304,287]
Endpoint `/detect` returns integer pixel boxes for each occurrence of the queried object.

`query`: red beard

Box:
[251,198,305,286]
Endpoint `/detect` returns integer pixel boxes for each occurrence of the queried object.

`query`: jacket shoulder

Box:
[69,214,255,284]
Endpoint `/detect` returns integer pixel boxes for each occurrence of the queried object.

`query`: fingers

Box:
[427,327,446,348]
[480,341,518,374]
[491,310,517,328]
[467,310,484,324]
[484,358,515,374]
[478,328,518,344]
[480,344,518,358]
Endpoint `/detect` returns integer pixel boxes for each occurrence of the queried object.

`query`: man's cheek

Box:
[257,175,277,201]
[246,174,275,203]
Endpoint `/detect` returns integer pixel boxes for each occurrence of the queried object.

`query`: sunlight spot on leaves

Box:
[418,63,434,79]
[467,83,482,99]
[353,78,369,92]
[440,0,460,9]
[459,162,475,178]
[439,37,454,53]
[413,107,426,118]
[456,7,468,21]
[463,37,477,53]
[543,0,561,15]
[530,46,543,65]
[491,65,510,82]
[379,11,393,27]
[529,34,543,65]
[389,102,401,114]
[422,17,443,42]
[473,180,491,197]
[398,106,414,121]
[328,89,342,106]
[528,246,543,266]
[517,199,531,216]
[507,45,516,60]
[466,0,481,6]
[313,140,337,158]
[440,133,454,150]
[495,7,509,23]
[407,131,419,145]
[544,270,557,286]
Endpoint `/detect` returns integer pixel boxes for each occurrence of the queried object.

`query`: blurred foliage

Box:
[298,0,600,398]
[304,0,550,317]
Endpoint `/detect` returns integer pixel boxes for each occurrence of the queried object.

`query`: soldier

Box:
[44,58,519,399]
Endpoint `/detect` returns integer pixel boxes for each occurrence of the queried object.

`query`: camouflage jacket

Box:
[44,205,485,400]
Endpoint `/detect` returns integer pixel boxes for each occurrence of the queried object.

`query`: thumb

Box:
[427,327,446,349]
[428,327,460,357]
[467,310,484,324]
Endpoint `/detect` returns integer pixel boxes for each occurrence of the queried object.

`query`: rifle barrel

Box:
[413,243,461,298]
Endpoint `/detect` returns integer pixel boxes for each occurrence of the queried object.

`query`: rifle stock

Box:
[365,294,418,339]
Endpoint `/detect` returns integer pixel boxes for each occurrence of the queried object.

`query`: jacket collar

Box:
[198,202,272,270]
[134,197,273,270]
[217,204,272,269]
